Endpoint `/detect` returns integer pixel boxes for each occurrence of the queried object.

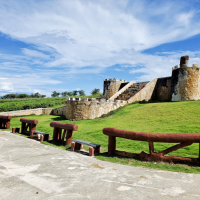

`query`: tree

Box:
[67,92,73,96]
[18,94,28,98]
[61,92,68,97]
[1,94,17,99]
[51,91,60,97]
[34,92,41,98]
[72,90,78,96]
[30,93,35,98]
[91,88,100,95]
[78,90,85,96]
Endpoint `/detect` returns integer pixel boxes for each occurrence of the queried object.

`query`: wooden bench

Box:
[33,131,50,142]
[20,118,38,138]
[50,122,78,145]
[103,127,200,165]
[71,139,101,156]
[0,115,12,129]
[12,127,20,133]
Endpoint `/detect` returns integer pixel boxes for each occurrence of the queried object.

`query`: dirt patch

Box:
[140,175,148,179]
[92,163,104,169]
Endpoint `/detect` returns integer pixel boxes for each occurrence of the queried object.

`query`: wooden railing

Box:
[103,127,200,165]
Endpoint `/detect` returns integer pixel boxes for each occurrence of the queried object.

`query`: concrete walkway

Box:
[0,131,200,200]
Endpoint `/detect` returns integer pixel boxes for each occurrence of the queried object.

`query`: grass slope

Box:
[2,100,200,173]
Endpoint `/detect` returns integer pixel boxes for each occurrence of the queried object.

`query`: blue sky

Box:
[0,0,200,97]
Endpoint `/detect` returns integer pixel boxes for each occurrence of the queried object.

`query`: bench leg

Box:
[89,147,94,156]
[40,135,44,142]
[108,136,116,156]
[94,146,101,154]
[16,128,20,133]
[66,130,73,145]
[12,128,16,133]
[75,143,82,150]
[30,130,34,139]
[6,120,10,129]
[0,119,2,128]
[53,127,59,142]
[71,142,83,151]
[71,142,75,151]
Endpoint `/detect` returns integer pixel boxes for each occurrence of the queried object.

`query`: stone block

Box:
[108,100,114,103]
[192,64,199,68]
[115,100,121,103]
[182,64,188,68]
[100,98,106,102]
[82,98,88,101]
[91,98,97,102]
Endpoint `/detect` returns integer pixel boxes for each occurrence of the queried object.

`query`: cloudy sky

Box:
[0,0,200,97]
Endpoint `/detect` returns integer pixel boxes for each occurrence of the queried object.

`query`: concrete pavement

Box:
[0,130,200,199]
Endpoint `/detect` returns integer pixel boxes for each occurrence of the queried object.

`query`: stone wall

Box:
[108,81,136,101]
[57,98,127,120]
[171,65,200,101]
[0,99,127,120]
[127,78,158,103]
[0,108,53,117]
[151,77,172,101]
[103,79,127,100]
[51,106,67,116]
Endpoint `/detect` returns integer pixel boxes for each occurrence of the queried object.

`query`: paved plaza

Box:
[0,130,200,199]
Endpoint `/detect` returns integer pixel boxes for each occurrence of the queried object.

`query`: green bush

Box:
[0,97,66,112]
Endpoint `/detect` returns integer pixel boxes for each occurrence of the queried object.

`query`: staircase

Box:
[115,81,149,101]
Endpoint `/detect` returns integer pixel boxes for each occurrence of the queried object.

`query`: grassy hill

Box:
[2,100,200,173]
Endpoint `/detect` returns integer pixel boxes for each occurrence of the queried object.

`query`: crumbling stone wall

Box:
[52,98,127,120]
[171,65,200,101]
[152,77,172,101]
[65,99,127,120]
[51,106,67,116]
[0,108,53,117]
[0,99,127,120]
[103,79,127,100]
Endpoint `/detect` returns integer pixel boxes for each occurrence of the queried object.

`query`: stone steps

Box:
[115,81,149,101]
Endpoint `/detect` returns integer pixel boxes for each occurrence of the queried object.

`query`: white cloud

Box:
[0,82,14,91]
[0,0,200,96]
[115,68,124,72]
[176,12,194,27]
[0,0,200,63]
[21,48,50,59]
[74,88,80,91]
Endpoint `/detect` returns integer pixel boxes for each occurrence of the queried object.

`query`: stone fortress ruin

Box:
[1,55,200,120]
[104,55,200,102]
[50,55,199,120]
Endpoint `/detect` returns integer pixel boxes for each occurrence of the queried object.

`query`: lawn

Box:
[0,93,103,112]
[2,100,200,173]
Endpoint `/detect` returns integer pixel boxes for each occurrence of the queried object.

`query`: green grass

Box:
[49,104,66,109]
[0,93,103,111]
[2,100,200,173]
